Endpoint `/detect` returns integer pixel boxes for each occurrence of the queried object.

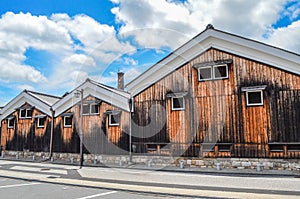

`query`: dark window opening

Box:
[26,109,32,118]
[82,104,90,115]
[199,67,212,80]
[37,117,46,128]
[19,108,33,118]
[172,97,185,110]
[218,144,231,152]
[247,91,263,106]
[214,65,228,79]
[269,144,284,152]
[8,118,15,128]
[20,109,26,118]
[64,116,73,127]
[90,104,99,114]
[109,114,120,126]
[287,144,300,152]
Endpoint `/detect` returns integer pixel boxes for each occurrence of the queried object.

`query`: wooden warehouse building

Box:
[0,25,300,159]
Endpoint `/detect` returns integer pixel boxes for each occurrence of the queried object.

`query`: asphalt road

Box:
[0,177,179,199]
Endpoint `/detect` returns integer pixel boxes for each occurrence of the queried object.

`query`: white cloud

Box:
[265,20,300,53]
[0,11,137,94]
[0,59,47,83]
[62,54,96,67]
[111,0,300,53]
[124,57,138,65]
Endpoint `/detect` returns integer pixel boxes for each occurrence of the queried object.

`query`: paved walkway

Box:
[0,158,299,198]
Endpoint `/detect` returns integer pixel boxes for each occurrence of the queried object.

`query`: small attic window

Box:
[194,59,232,81]
[8,117,15,129]
[109,114,120,126]
[166,92,187,111]
[64,116,73,127]
[19,108,33,119]
[171,97,185,110]
[34,115,46,128]
[106,110,121,126]
[242,85,267,107]
[61,113,74,128]
[213,65,228,79]
[82,102,100,115]
[199,66,212,80]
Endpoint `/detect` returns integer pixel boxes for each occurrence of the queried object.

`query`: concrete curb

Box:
[0,169,297,199]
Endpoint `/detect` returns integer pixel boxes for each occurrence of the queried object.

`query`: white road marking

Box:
[76,191,117,199]
[0,182,40,189]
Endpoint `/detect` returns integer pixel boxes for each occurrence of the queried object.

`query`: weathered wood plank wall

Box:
[54,97,129,154]
[1,104,51,152]
[132,48,300,158]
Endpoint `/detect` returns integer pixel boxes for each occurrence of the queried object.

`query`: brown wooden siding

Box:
[133,48,300,158]
[54,96,129,154]
[1,104,51,152]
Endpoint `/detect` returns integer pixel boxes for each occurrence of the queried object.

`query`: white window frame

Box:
[198,64,229,81]
[198,66,212,81]
[90,103,99,114]
[7,118,15,129]
[171,96,185,111]
[82,103,99,115]
[19,108,33,119]
[64,116,73,128]
[246,90,264,106]
[213,64,228,79]
[109,114,120,126]
[82,104,90,115]
[37,117,46,128]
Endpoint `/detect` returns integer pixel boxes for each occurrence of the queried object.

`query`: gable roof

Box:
[126,25,300,97]
[52,78,131,117]
[0,90,61,125]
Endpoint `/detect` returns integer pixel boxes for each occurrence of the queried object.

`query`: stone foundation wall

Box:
[2,150,300,171]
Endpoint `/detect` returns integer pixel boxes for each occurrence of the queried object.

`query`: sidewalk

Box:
[1,155,299,177]
[0,158,299,198]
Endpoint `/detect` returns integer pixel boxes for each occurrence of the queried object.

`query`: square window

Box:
[246,91,263,106]
[37,117,46,128]
[8,118,15,128]
[90,104,99,114]
[26,109,32,118]
[82,104,90,115]
[171,97,185,110]
[198,67,212,80]
[19,109,26,118]
[19,108,33,118]
[64,116,73,127]
[109,114,120,126]
[213,65,228,79]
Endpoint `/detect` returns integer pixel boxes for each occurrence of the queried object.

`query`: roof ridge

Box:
[26,90,62,99]
[213,28,300,57]
[89,79,131,94]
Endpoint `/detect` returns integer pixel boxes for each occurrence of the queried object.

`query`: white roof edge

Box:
[0,91,52,126]
[52,80,131,117]
[126,28,300,96]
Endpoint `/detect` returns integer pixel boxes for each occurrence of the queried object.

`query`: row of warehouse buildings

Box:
[1,25,300,159]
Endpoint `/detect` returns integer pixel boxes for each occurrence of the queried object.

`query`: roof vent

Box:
[206,24,214,29]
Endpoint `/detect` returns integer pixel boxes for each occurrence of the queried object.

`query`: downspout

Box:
[129,97,133,163]
[49,107,55,159]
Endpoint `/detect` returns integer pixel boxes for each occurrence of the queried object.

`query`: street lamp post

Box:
[75,89,84,168]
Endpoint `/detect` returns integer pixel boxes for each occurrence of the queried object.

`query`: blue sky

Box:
[0,0,299,106]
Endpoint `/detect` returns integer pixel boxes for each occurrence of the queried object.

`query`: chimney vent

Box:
[117,71,124,90]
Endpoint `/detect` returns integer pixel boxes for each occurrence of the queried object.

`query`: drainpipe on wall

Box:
[129,97,133,163]
[49,108,55,159]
